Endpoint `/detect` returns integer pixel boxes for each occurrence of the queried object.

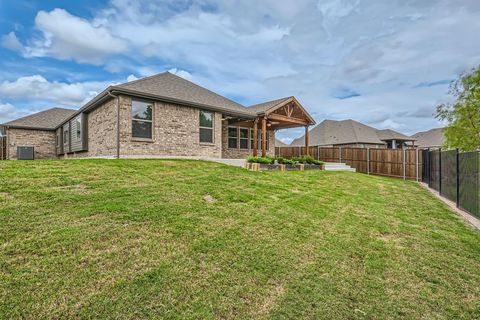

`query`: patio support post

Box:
[304,125,309,156]
[262,117,267,157]
[253,119,258,157]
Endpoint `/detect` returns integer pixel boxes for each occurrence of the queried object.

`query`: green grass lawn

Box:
[0,159,479,319]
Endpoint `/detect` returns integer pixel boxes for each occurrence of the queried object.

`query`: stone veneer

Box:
[6,128,56,160]
[221,121,275,159]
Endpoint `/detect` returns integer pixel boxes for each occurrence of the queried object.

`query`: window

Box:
[228,127,238,148]
[63,128,69,145]
[250,129,255,150]
[76,116,82,140]
[199,110,214,143]
[132,100,153,139]
[239,128,249,149]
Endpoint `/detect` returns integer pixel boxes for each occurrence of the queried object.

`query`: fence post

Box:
[367,148,370,175]
[403,148,406,180]
[456,148,460,208]
[339,147,342,163]
[317,146,320,160]
[439,148,442,195]
[415,148,419,181]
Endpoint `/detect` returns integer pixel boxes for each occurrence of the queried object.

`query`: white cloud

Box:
[5,8,128,64]
[126,74,138,82]
[0,75,95,106]
[3,0,480,139]
[0,103,21,123]
[167,68,192,80]
[0,32,23,52]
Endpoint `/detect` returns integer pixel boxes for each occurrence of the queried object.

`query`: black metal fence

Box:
[423,149,480,218]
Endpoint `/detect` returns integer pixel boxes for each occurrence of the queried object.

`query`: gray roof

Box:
[2,107,76,130]
[289,119,413,147]
[248,97,292,113]
[290,119,385,146]
[3,72,314,130]
[376,129,414,141]
[410,128,445,148]
[115,72,251,116]
[275,138,288,147]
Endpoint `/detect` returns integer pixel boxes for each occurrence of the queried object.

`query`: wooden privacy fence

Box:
[275,146,423,181]
[0,136,6,160]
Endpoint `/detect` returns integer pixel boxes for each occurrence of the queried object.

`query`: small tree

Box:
[436,66,480,151]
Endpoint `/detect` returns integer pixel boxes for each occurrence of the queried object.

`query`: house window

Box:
[132,100,153,139]
[63,128,69,145]
[239,128,249,149]
[228,127,238,148]
[76,116,82,140]
[199,110,214,143]
[250,129,255,150]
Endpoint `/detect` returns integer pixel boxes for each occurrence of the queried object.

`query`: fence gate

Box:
[0,136,6,160]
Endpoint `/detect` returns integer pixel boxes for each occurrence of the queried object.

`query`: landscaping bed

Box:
[245,156,325,171]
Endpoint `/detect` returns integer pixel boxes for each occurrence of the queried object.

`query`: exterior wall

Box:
[118,96,222,158]
[69,114,87,152]
[6,128,56,160]
[221,121,275,158]
[55,128,63,155]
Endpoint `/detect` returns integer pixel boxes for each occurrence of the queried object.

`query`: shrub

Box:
[246,156,274,164]
[291,156,324,165]
[281,158,297,165]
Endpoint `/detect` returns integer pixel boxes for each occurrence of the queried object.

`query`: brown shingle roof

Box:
[115,72,251,116]
[2,107,76,130]
[410,128,445,148]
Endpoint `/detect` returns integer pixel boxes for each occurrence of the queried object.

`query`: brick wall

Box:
[221,121,275,159]
[6,128,56,160]
[61,97,118,158]
[118,96,223,158]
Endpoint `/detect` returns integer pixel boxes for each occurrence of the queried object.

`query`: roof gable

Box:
[2,108,76,130]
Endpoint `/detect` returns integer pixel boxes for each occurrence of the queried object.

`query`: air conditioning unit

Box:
[17,146,34,160]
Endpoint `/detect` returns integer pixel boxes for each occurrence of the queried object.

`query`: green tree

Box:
[436,66,480,151]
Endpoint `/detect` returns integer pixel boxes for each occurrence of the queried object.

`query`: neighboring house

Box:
[409,128,445,148]
[289,119,415,149]
[275,139,288,147]
[0,72,315,160]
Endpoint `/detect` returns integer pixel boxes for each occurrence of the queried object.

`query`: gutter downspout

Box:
[108,91,120,159]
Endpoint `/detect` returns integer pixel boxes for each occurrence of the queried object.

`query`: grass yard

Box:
[0,159,479,319]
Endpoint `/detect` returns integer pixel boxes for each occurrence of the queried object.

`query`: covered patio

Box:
[227,96,316,157]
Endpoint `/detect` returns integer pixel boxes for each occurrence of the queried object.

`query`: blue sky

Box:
[1,0,479,143]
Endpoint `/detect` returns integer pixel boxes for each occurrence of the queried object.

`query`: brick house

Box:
[1,72,315,160]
